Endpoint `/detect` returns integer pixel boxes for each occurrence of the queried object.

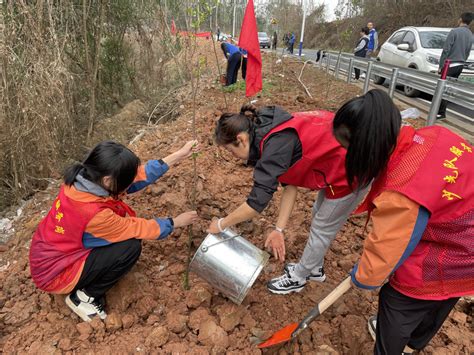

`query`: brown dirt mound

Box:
[0,44,471,354]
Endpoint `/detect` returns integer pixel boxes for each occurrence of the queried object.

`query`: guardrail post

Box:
[347,58,354,83]
[427,79,447,126]
[363,61,373,93]
[335,53,342,79]
[388,68,399,98]
[326,54,331,74]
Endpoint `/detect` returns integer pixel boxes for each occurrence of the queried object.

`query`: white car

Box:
[375,27,474,97]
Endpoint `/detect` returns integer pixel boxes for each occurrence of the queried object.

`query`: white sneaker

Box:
[267,267,307,294]
[66,289,107,322]
[285,263,326,282]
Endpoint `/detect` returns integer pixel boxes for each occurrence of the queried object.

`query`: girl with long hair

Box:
[207,104,368,294]
[333,89,473,354]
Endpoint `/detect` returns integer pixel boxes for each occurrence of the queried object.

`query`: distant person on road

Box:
[221,42,243,86]
[29,141,199,322]
[437,12,473,119]
[272,31,278,50]
[354,27,370,80]
[333,89,473,355]
[207,104,368,295]
[217,26,221,41]
[288,32,295,54]
[366,22,378,58]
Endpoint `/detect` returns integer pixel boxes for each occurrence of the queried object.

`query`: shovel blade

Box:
[257,323,298,349]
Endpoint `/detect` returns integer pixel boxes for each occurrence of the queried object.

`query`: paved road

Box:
[273,47,474,124]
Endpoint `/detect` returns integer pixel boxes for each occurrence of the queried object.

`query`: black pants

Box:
[74,239,142,299]
[438,66,463,116]
[375,283,459,355]
[354,53,365,79]
[226,52,242,86]
[288,43,294,54]
[242,57,247,80]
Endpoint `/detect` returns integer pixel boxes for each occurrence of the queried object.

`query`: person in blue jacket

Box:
[221,42,245,86]
[366,22,378,57]
[288,32,295,54]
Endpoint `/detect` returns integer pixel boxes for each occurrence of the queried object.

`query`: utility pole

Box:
[298,0,307,56]
[232,0,237,38]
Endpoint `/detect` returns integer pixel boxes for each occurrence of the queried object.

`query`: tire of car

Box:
[403,85,421,97]
[403,65,421,97]
[373,75,385,85]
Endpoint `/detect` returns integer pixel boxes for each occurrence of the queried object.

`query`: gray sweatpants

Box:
[294,188,368,279]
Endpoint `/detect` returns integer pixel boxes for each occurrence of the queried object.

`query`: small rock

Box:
[317,344,338,354]
[450,311,467,325]
[185,284,212,309]
[163,342,188,353]
[198,319,229,348]
[90,317,105,330]
[166,312,188,333]
[189,307,212,331]
[122,314,136,329]
[146,314,161,325]
[217,304,243,332]
[105,312,122,331]
[76,322,92,338]
[145,326,169,347]
[250,327,273,341]
[337,259,353,273]
[135,295,158,319]
[241,312,257,329]
[58,338,72,351]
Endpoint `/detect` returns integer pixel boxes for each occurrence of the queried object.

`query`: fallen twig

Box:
[297,60,318,98]
[147,86,183,125]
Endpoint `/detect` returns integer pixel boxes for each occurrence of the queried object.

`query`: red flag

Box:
[171,19,177,35]
[238,0,262,97]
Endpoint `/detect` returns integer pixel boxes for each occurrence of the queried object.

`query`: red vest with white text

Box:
[29,186,136,293]
[366,125,474,300]
[259,110,352,198]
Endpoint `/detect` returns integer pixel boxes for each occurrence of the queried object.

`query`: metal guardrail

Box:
[317,50,474,126]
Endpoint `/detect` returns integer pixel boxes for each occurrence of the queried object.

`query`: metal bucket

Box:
[189,228,270,305]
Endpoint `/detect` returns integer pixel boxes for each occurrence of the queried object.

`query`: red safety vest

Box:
[259,110,353,198]
[366,125,474,300]
[29,186,136,293]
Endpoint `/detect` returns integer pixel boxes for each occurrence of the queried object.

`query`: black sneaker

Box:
[368,315,377,341]
[436,114,446,120]
[284,263,326,282]
[267,269,307,294]
[66,289,107,322]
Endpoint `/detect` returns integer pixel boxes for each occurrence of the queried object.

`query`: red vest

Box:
[366,125,474,300]
[260,110,352,198]
[29,186,136,293]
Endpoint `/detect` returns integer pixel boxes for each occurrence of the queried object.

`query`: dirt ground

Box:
[0,41,472,354]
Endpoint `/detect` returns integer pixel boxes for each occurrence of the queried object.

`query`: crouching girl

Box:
[29,140,199,322]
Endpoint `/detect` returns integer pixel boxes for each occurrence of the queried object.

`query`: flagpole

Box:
[298,0,307,56]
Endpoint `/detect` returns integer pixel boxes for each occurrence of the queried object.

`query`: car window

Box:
[419,31,449,49]
[401,31,417,50]
[389,31,406,45]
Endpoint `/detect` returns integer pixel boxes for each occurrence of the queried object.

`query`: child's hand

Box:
[176,140,199,160]
[173,211,199,228]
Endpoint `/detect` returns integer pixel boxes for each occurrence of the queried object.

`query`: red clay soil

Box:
[0,45,472,354]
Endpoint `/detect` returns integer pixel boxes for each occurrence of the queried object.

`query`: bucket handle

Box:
[201,232,240,253]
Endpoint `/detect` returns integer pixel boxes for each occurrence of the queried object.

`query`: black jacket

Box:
[246,106,302,213]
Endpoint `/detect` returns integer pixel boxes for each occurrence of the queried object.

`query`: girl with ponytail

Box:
[208,103,369,295]
[333,89,474,354]
[30,140,200,322]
